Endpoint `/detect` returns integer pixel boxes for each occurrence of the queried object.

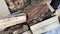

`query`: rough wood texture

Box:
[25,0,53,26]
[30,16,59,34]
[26,3,49,23]
[0,13,26,30]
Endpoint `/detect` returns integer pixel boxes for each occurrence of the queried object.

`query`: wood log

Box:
[26,3,49,23]
[0,13,26,30]
[30,16,59,34]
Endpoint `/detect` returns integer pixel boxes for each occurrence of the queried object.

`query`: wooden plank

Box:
[0,14,26,30]
[26,3,49,23]
[30,16,59,34]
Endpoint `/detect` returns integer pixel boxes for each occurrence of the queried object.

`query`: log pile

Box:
[0,0,59,34]
[5,0,31,13]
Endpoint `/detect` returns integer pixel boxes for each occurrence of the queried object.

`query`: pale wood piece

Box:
[30,16,59,34]
[0,14,26,30]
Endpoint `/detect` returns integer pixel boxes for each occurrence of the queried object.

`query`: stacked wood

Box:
[5,0,31,13]
[0,0,59,34]
[0,13,29,34]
